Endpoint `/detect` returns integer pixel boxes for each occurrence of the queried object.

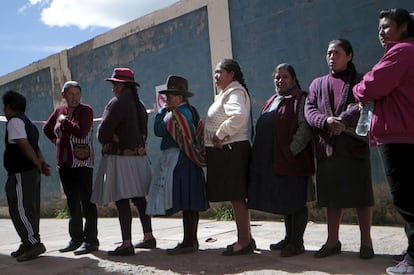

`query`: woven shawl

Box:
[166,106,206,167]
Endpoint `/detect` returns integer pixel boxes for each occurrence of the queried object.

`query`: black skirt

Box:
[316,154,374,208]
[206,141,250,202]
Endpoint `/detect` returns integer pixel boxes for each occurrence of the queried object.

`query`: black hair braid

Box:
[237,76,250,96]
[348,61,357,75]
[130,87,148,144]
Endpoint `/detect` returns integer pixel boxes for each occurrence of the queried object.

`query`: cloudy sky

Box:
[0,0,178,77]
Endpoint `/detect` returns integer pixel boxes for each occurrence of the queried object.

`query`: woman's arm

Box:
[353,44,411,102]
[216,89,249,140]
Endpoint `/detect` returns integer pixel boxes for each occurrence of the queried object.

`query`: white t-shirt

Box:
[7,117,27,144]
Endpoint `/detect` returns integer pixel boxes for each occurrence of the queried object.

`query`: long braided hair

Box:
[124,82,148,144]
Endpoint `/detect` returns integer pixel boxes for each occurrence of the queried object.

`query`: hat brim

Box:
[105,78,140,87]
[159,89,194,97]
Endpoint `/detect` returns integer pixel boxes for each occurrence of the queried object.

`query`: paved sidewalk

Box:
[0,217,407,274]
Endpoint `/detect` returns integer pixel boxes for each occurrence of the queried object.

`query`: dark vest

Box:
[4,114,40,174]
[272,91,315,176]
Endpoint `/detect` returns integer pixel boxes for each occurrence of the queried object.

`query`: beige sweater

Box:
[204,81,250,147]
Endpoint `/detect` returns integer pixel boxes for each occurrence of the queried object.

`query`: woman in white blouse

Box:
[205,58,255,256]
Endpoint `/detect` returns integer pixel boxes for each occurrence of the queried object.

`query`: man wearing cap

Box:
[43,81,99,255]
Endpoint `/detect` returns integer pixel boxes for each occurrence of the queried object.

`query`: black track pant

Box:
[6,168,41,246]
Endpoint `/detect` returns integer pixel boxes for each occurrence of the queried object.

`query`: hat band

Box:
[113,74,135,81]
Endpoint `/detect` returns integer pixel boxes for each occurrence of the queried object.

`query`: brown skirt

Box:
[316,154,374,208]
[206,141,250,202]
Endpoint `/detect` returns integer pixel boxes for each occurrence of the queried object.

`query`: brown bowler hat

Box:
[159,75,194,98]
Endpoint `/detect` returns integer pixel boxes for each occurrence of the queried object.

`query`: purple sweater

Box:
[353,39,414,146]
[43,103,94,168]
[305,71,369,160]
[98,89,148,155]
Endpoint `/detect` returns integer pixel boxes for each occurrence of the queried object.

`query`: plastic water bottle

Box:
[355,101,374,136]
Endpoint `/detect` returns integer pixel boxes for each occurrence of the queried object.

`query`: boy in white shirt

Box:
[3,90,50,262]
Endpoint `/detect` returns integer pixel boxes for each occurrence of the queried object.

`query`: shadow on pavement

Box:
[93,248,393,275]
[0,254,111,275]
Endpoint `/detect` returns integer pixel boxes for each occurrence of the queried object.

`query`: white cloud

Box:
[19,0,50,13]
[23,0,179,29]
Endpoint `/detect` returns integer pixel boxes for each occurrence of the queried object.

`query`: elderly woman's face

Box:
[378,17,407,47]
[214,63,234,90]
[273,68,295,94]
[62,86,81,110]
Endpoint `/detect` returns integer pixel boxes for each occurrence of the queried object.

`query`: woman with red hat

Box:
[91,68,156,256]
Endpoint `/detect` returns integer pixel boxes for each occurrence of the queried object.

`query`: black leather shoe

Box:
[280,244,305,257]
[166,242,199,255]
[222,242,254,256]
[16,243,46,262]
[134,238,156,249]
[314,241,341,258]
[360,245,375,259]
[107,245,135,256]
[11,244,28,258]
[227,238,256,249]
[270,239,289,251]
[74,243,99,255]
[59,241,82,253]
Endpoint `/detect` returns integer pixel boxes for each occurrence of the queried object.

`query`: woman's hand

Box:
[213,134,224,149]
[58,114,67,122]
[41,162,51,176]
[326,116,346,136]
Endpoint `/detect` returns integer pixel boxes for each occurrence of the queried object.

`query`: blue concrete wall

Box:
[228,0,414,184]
[0,7,212,206]
[68,7,212,177]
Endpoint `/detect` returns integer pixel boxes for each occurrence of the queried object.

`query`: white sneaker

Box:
[387,261,414,274]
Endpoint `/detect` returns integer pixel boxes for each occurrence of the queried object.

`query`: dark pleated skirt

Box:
[316,154,374,208]
[166,158,209,215]
[206,141,251,202]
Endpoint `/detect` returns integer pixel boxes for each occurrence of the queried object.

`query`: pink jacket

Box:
[353,38,414,146]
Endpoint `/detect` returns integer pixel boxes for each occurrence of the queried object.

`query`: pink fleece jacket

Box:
[353,38,414,146]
